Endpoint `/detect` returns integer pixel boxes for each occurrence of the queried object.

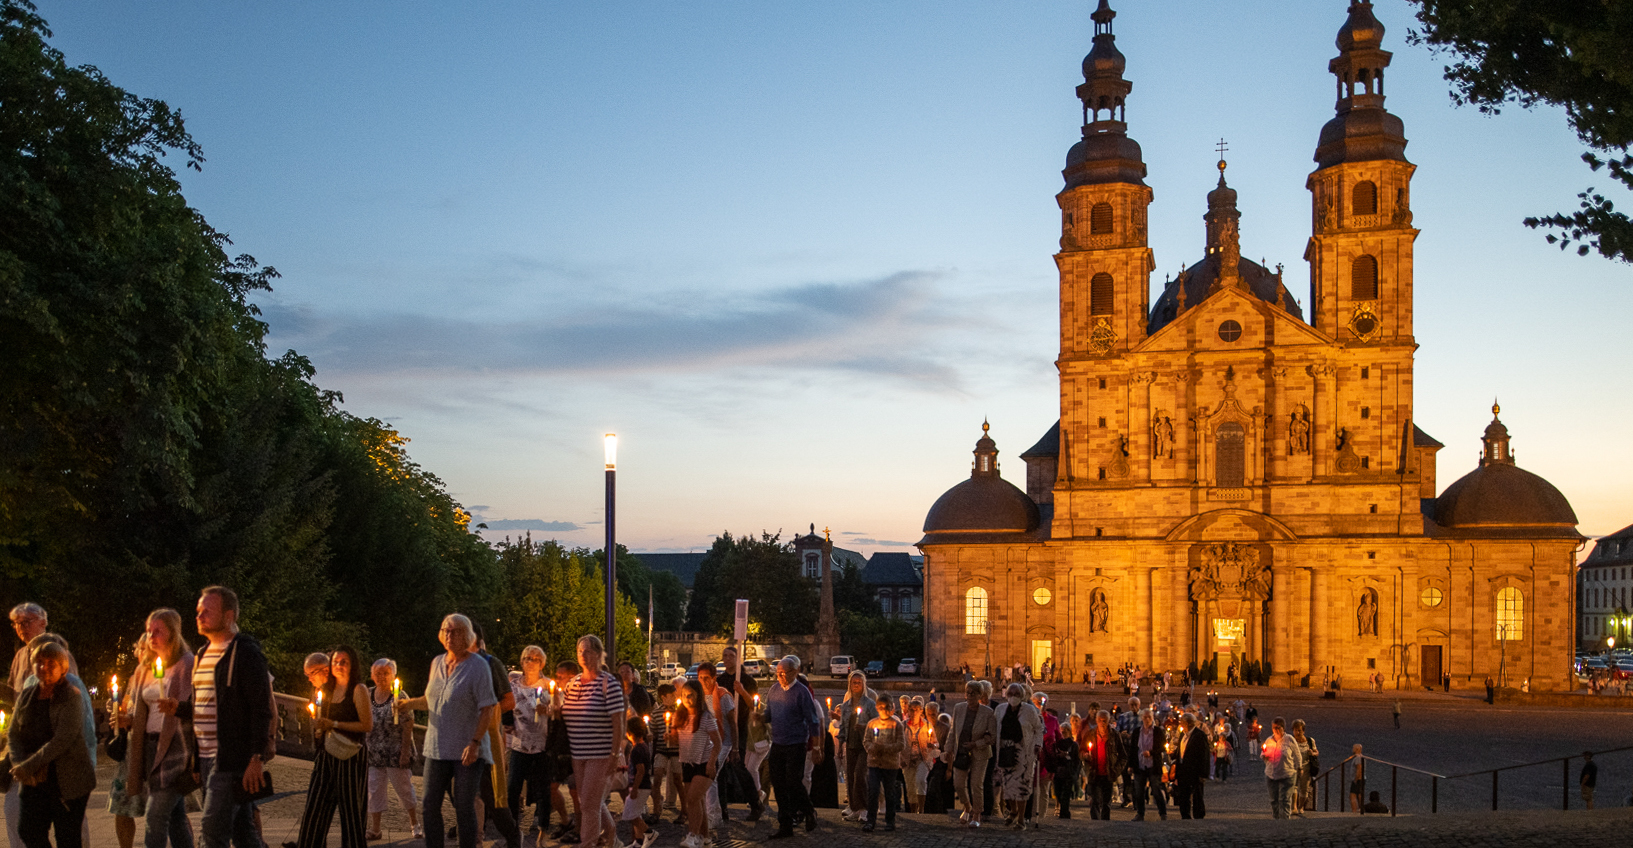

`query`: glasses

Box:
[9,618,40,628]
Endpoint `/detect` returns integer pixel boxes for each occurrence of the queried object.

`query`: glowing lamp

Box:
[604,434,617,470]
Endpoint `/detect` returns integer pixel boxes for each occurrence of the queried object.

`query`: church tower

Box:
[1055,0,1153,496]
[1304,0,1419,482]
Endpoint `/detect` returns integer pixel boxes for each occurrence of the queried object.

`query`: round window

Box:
[1032,587,1052,606]
[1218,320,1242,342]
[1420,587,1444,608]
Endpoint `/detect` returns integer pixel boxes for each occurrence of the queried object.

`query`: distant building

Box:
[632,552,708,589]
[1580,525,1633,649]
[865,552,924,620]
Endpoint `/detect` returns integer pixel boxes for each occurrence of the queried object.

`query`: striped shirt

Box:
[562,671,626,759]
[192,643,224,758]
[677,709,718,765]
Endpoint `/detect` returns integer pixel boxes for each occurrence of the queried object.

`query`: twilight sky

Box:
[41,1,1631,554]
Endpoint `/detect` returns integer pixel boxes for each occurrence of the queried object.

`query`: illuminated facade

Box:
[917,1,1582,691]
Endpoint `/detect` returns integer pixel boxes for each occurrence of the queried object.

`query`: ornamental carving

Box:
[1152,412,1176,459]
[1107,435,1131,478]
[1334,426,1362,473]
[1088,317,1117,354]
[1190,542,1271,601]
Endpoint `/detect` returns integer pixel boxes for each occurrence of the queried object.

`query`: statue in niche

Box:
[1289,405,1311,455]
[1153,412,1175,459]
[1089,589,1109,633]
[1392,186,1412,225]
[1357,589,1378,637]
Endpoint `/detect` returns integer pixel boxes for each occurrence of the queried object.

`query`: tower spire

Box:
[1204,146,1242,288]
[1062,0,1146,190]
[1480,400,1514,466]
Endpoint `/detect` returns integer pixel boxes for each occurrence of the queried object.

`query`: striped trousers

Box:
[297,747,369,848]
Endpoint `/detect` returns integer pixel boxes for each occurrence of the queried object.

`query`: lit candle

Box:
[154,657,163,679]
[0,710,7,732]
[826,697,832,710]
[665,711,673,725]
[111,675,119,701]
[307,702,316,718]
[393,678,402,698]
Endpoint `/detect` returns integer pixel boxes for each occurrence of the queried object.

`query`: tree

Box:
[601,545,687,632]
[1408,0,1633,262]
[683,532,815,637]
[488,538,643,672]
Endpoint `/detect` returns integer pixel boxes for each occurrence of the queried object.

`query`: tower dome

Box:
[1315,1,1407,169]
[920,422,1042,542]
[1432,403,1580,536]
[1064,0,1146,189]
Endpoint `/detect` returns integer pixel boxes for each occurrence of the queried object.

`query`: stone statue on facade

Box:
[1358,589,1378,637]
[1153,413,1175,459]
[1289,405,1311,455]
[1089,589,1109,633]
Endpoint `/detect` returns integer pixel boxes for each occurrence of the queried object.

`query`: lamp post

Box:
[604,433,617,663]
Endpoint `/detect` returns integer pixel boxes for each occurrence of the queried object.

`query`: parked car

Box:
[742,658,770,679]
[686,663,702,680]
[864,660,885,677]
[896,658,919,676]
[660,662,681,679]
[830,655,856,678]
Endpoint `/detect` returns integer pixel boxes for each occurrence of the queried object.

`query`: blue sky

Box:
[40,1,1631,553]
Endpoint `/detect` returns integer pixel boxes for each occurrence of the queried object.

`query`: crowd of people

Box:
[0,591,1396,848]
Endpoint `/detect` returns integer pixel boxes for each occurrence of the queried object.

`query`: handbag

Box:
[952,749,972,770]
[324,731,363,761]
[107,728,130,762]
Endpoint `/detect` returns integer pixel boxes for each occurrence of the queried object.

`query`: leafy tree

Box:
[488,538,643,672]
[837,611,923,667]
[1408,0,1633,262]
[831,560,878,618]
[601,545,687,632]
[683,532,815,636]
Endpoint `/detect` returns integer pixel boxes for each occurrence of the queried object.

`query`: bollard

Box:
[1492,770,1499,811]
[1563,757,1570,810]
[1431,776,1438,814]
[1391,765,1397,817]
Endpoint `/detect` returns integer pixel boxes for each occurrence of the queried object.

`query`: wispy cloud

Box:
[263,271,968,386]
[476,519,584,532]
[847,538,916,547]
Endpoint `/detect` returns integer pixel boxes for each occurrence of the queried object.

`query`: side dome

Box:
[921,423,1042,540]
[1430,404,1579,536]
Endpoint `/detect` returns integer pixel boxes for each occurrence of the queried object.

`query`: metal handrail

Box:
[1313,744,1633,815]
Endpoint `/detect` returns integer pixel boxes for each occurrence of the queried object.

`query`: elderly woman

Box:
[506,646,551,835]
[563,635,627,848]
[992,683,1043,829]
[295,647,373,848]
[128,609,196,848]
[945,679,995,828]
[834,670,877,822]
[7,640,95,848]
[396,614,495,848]
[365,658,420,840]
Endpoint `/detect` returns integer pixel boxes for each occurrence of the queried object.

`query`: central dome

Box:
[1148,253,1302,334]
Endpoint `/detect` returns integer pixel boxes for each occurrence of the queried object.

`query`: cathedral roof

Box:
[1147,253,1302,334]
[1429,405,1579,537]
[1020,421,1060,459]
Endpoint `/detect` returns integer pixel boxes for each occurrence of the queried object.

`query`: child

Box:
[861,695,906,832]
[623,717,657,848]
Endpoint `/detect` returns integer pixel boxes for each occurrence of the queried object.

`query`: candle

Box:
[0,710,7,732]
[317,690,324,707]
[665,711,673,725]
[154,657,163,679]
[826,697,832,710]
[111,675,119,701]
[307,702,316,717]
[393,678,402,697]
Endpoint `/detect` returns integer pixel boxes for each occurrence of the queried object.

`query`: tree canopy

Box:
[1409,0,1633,262]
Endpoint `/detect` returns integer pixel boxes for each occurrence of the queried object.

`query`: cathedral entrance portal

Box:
[1189,542,1272,671]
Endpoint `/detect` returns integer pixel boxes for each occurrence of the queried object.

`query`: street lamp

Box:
[604,433,617,663]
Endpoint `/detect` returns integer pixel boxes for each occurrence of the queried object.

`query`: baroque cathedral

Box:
[917,1,1582,691]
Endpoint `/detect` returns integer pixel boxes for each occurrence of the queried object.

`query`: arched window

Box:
[1352,180,1378,215]
[1215,422,1245,487]
[1090,202,1114,235]
[1351,254,1379,300]
[964,587,988,635]
[1090,273,1115,316]
[1496,587,1523,640]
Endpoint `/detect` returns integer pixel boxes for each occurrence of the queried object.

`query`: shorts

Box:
[1349,779,1365,796]
[682,762,712,783]
[620,789,651,821]
[1582,785,1595,804]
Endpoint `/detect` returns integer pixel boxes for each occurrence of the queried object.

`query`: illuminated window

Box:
[1496,587,1523,640]
[1032,587,1052,606]
[964,587,988,635]
[1420,587,1443,608]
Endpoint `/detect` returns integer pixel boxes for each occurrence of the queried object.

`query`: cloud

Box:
[262,271,967,386]
[846,538,916,547]
[476,519,583,532]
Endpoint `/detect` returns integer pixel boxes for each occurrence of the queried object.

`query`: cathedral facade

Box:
[917,1,1583,691]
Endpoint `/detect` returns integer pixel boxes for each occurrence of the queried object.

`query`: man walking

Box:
[1391,699,1402,730]
[1172,712,1208,820]
[192,586,274,848]
[764,658,822,839]
[1580,751,1597,810]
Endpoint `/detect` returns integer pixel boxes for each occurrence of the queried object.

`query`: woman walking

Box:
[295,647,373,848]
[128,609,196,848]
[674,680,720,848]
[992,683,1042,829]
[563,636,627,848]
[507,646,551,836]
[6,640,95,848]
[106,634,150,848]
[364,658,420,840]
[398,615,498,848]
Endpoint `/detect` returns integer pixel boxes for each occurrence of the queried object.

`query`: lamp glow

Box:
[604,433,617,470]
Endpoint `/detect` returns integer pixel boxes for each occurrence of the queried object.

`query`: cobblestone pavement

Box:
[23,694,1633,846]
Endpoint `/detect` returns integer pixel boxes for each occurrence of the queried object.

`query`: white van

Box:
[830,655,856,678]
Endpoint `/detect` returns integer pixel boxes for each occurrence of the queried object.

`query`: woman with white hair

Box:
[992,682,1043,829]
[365,657,420,840]
[395,614,495,848]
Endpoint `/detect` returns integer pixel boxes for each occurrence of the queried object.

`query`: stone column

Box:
[1310,364,1337,475]
[1311,567,1330,680]
[1135,567,1153,669]
[1174,563,1194,670]
[1269,566,1290,675]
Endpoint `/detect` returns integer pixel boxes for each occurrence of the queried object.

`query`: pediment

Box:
[1137,284,1332,353]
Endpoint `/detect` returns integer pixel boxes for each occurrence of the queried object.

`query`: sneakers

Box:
[412,825,425,839]
[641,833,659,848]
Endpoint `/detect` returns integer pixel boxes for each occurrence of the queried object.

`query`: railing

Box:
[1314,745,1633,815]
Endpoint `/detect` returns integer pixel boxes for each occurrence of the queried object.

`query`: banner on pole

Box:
[734,599,749,642]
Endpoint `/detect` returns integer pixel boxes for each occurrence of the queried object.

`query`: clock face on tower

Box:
[1348,303,1379,340]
